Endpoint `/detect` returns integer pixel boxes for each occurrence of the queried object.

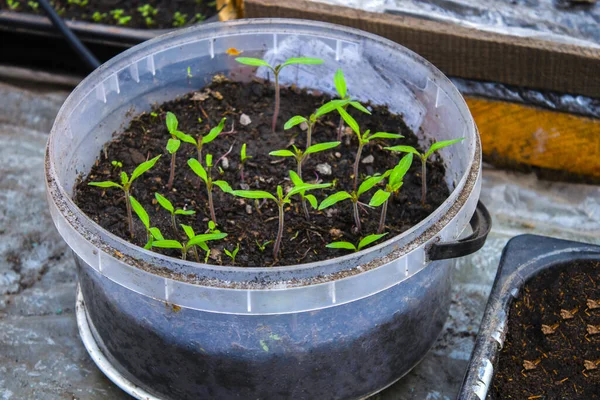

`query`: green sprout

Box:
[165,111,185,190]
[152,227,227,261]
[111,160,123,169]
[239,143,251,182]
[255,240,272,252]
[369,153,413,234]
[336,107,403,191]
[269,141,340,180]
[110,9,131,25]
[283,99,349,150]
[67,0,87,6]
[174,116,226,163]
[193,13,205,23]
[188,155,232,225]
[224,243,240,264]
[154,193,195,233]
[88,155,161,238]
[129,196,164,249]
[318,174,386,232]
[6,0,20,11]
[137,4,157,26]
[385,138,464,206]
[232,173,331,261]
[187,66,193,79]
[172,11,187,27]
[326,233,388,253]
[235,57,324,133]
[288,170,320,220]
[27,0,38,10]
[333,69,371,141]
[91,11,107,22]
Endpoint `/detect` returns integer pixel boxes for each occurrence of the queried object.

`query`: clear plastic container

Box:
[46,19,482,399]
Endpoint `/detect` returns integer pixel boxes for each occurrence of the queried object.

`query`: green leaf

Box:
[152,240,183,250]
[357,233,388,251]
[231,190,276,201]
[154,193,174,213]
[304,141,340,155]
[120,172,129,186]
[369,189,391,207]
[213,180,232,193]
[175,209,195,215]
[232,244,239,258]
[166,138,181,154]
[314,99,349,118]
[224,249,233,258]
[336,107,360,137]
[349,101,371,115]
[205,153,213,167]
[180,224,195,239]
[334,68,347,99]
[235,57,272,68]
[172,130,196,145]
[129,196,149,229]
[166,112,178,133]
[202,118,226,144]
[425,138,465,158]
[240,143,250,162]
[130,155,161,183]
[284,115,308,130]
[357,175,385,196]
[281,57,324,68]
[326,241,356,251]
[198,242,209,252]
[187,158,208,182]
[277,185,284,200]
[385,145,421,157]
[149,227,164,241]
[287,182,331,199]
[289,170,304,186]
[366,132,404,141]
[88,181,122,189]
[389,153,413,189]
[318,191,352,210]
[188,232,228,247]
[208,221,216,231]
[305,194,318,209]
[269,149,295,158]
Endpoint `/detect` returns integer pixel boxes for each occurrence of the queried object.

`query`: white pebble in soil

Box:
[239,113,252,126]
[316,163,332,176]
[361,155,375,164]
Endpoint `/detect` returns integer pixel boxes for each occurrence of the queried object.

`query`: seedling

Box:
[235,56,324,132]
[283,99,348,150]
[91,11,107,22]
[172,11,187,27]
[137,4,157,26]
[326,233,388,252]
[239,143,251,182]
[27,0,38,10]
[88,155,161,238]
[385,138,463,206]
[110,9,131,25]
[255,240,272,252]
[333,69,371,141]
[67,0,87,5]
[111,160,123,169]
[318,174,386,232]
[155,193,195,233]
[6,0,19,10]
[152,227,227,261]
[269,141,340,179]
[165,112,185,190]
[369,153,413,234]
[232,173,331,261]
[188,155,232,225]
[193,13,205,23]
[336,107,404,191]
[224,243,240,264]
[174,117,226,163]
[129,196,164,249]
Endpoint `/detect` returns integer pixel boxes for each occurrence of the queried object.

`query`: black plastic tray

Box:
[457,234,600,399]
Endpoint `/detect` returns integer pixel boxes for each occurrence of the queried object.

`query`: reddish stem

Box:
[167,152,176,190]
[377,199,388,234]
[125,189,133,238]
[421,157,427,206]
[353,142,364,192]
[207,184,216,225]
[352,200,361,232]
[272,73,280,133]
[273,202,285,261]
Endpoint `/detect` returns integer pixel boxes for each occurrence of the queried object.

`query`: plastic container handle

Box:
[428,201,492,261]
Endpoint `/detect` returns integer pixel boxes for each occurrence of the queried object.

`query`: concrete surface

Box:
[1,81,599,400]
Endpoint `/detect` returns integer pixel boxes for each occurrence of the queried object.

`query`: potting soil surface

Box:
[2,75,600,399]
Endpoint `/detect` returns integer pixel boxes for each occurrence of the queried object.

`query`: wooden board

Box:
[244,0,600,98]
[468,98,600,180]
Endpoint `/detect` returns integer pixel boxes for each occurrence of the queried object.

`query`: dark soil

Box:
[74,76,451,267]
[1,0,217,30]
[491,260,600,399]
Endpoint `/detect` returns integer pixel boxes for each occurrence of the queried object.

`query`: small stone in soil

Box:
[240,183,250,190]
[335,152,342,158]
[221,157,230,170]
[245,205,253,215]
[240,113,252,126]
[362,155,375,164]
[316,163,332,176]
[329,228,343,238]
[299,121,308,131]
